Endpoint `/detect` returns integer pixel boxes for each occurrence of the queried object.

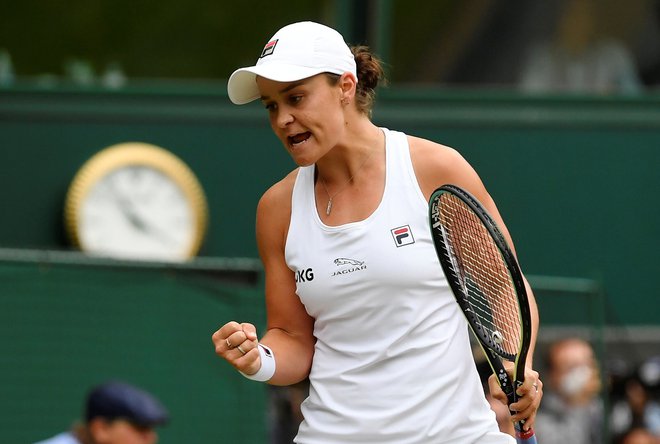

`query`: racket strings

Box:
[439,194,521,357]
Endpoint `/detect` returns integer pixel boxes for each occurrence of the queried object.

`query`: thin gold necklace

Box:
[318,149,376,216]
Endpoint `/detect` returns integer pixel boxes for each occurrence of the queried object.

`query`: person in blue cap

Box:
[34,381,169,444]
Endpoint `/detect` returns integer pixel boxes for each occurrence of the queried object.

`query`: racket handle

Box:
[515,424,537,443]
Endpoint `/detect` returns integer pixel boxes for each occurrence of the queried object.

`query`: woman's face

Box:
[257,74,348,166]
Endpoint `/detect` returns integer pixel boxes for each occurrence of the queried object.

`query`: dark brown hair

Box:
[352,45,386,116]
[326,46,386,117]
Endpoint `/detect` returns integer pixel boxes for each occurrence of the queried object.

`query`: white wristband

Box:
[240,344,276,382]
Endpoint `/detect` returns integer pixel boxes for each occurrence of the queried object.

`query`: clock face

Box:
[65,143,208,261]
[79,166,195,261]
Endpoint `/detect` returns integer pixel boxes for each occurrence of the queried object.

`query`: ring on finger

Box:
[532,383,538,392]
[237,345,247,355]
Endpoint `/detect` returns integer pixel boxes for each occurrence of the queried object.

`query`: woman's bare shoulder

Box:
[256,168,299,253]
[259,168,298,212]
[408,135,463,164]
[407,135,475,197]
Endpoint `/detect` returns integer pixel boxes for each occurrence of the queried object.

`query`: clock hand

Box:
[135,215,180,246]
[106,179,148,231]
[107,179,181,246]
[116,194,180,246]
[115,194,150,233]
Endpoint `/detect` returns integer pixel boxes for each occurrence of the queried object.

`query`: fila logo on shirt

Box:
[391,225,415,247]
[295,268,314,283]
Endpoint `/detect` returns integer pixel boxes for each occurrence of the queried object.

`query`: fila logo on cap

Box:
[260,39,278,58]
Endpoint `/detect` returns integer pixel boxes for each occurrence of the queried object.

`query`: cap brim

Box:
[227,63,326,105]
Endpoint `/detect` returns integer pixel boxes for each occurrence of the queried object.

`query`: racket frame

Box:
[429,184,535,439]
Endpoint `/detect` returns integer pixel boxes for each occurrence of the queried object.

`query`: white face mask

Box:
[559,365,592,397]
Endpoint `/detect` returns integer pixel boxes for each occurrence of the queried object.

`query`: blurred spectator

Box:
[268,382,308,444]
[611,356,660,440]
[617,427,660,444]
[101,62,127,89]
[33,380,169,444]
[63,59,96,87]
[0,48,14,86]
[640,1,660,87]
[534,337,603,444]
[519,0,642,94]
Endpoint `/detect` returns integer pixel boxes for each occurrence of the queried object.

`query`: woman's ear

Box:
[339,72,357,101]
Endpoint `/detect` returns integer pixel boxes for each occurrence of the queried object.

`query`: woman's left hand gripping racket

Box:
[429,184,537,444]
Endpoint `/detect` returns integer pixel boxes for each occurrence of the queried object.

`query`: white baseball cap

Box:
[227,21,357,105]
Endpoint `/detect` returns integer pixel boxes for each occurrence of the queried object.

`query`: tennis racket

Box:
[428,184,537,444]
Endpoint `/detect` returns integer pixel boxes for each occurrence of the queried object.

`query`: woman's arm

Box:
[410,136,542,425]
[255,175,316,386]
[212,173,315,386]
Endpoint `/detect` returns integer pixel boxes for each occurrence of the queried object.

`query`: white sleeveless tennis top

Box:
[285,128,515,444]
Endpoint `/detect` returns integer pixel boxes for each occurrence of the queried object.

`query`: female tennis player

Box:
[212,21,542,443]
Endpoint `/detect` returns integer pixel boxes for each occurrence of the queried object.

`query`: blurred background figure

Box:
[534,337,603,444]
[33,381,169,444]
[611,356,660,442]
[640,1,660,87]
[617,427,660,444]
[519,0,642,94]
[0,48,14,86]
[269,382,308,444]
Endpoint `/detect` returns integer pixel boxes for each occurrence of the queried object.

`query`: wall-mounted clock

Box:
[64,142,208,261]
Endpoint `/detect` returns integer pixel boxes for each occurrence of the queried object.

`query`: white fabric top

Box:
[33,432,80,444]
[285,128,514,443]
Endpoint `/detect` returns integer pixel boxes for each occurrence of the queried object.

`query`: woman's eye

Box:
[264,102,277,111]
[289,95,303,105]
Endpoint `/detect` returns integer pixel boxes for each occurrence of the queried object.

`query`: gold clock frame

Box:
[64,142,209,259]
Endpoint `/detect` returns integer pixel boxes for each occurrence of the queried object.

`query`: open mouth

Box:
[288,132,312,146]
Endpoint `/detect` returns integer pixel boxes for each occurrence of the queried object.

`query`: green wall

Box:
[1,86,659,326]
[0,250,266,444]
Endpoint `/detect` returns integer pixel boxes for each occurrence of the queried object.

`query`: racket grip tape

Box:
[515,426,537,443]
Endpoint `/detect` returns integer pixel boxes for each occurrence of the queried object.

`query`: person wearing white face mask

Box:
[534,338,603,444]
